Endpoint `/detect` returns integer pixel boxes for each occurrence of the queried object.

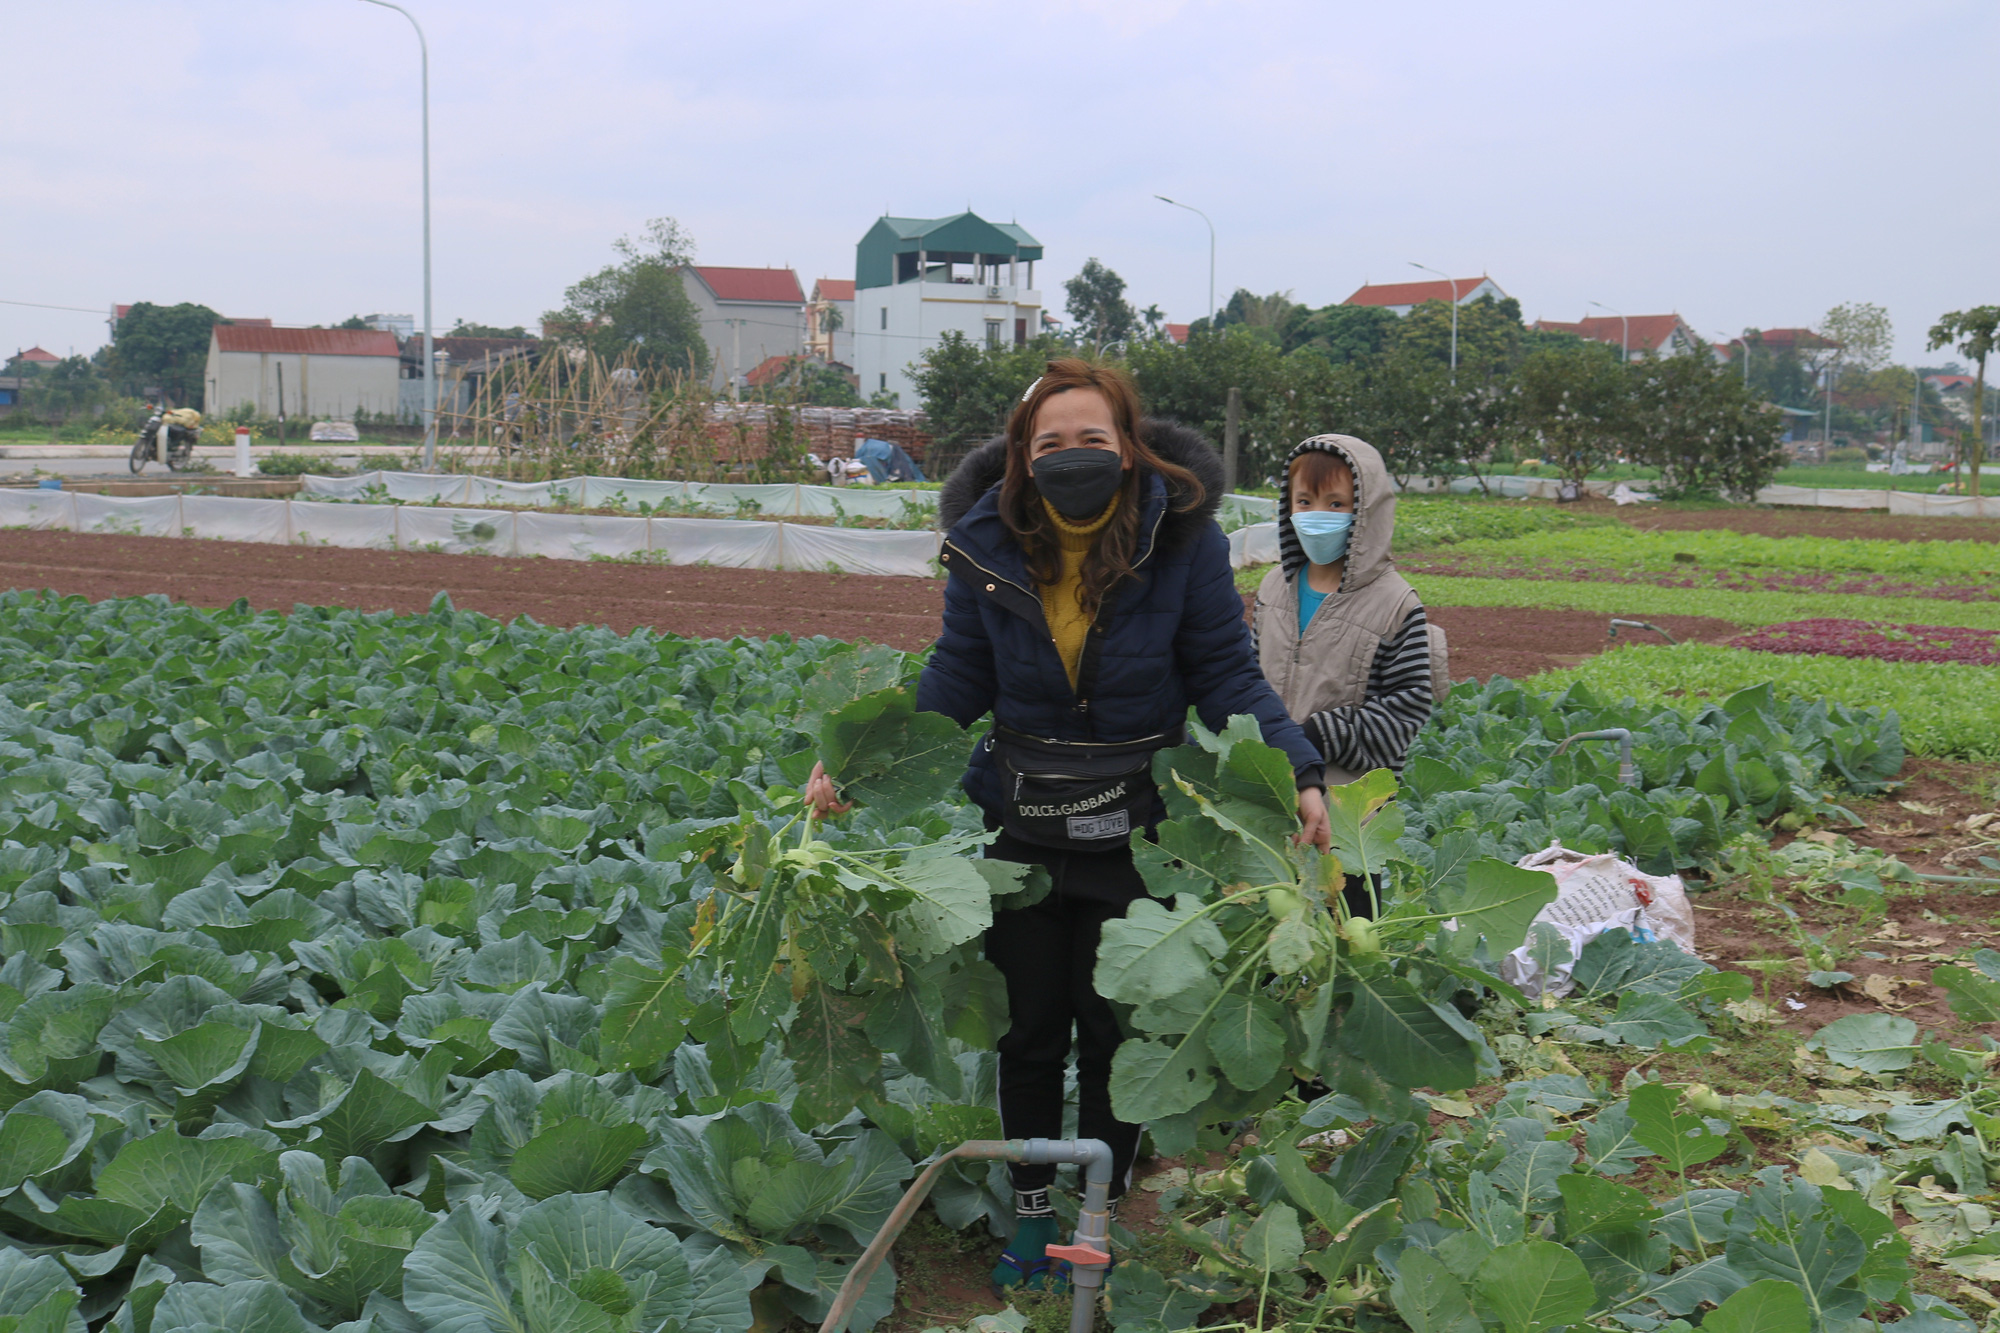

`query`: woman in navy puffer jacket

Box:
[810,360,1325,1295]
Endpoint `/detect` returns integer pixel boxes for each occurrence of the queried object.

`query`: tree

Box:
[1928,305,2000,496]
[336,315,373,330]
[1511,342,1629,488]
[448,320,530,338]
[1737,329,1819,411]
[542,218,710,378]
[908,331,1062,469]
[1819,302,1893,372]
[1279,303,1398,362]
[1127,325,1284,476]
[1625,350,1787,499]
[112,301,220,405]
[1392,295,1526,381]
[1063,258,1137,354]
[22,356,107,443]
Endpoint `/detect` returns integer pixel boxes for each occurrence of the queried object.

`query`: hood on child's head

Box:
[1277,434,1396,593]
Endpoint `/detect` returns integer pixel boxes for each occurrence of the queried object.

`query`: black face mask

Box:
[1031,448,1125,520]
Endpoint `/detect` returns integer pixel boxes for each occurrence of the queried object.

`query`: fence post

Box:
[1223,386,1241,494]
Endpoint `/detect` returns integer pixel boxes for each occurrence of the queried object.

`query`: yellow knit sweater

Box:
[1038,496,1119,689]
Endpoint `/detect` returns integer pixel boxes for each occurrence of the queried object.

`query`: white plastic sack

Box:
[396,506,513,556]
[649,516,783,569]
[73,493,181,538]
[1610,483,1656,506]
[514,512,650,561]
[779,524,939,577]
[288,499,398,549]
[1497,841,1698,1000]
[0,490,74,530]
[181,495,290,545]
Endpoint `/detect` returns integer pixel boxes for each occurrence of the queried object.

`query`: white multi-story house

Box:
[850,212,1043,408]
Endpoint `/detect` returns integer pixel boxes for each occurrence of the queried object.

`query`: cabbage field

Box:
[0,590,1991,1333]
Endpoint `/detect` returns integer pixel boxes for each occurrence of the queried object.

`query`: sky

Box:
[6,0,1996,369]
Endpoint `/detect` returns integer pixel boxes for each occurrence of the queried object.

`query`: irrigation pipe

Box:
[818,1137,1114,1333]
[1555,728,1637,787]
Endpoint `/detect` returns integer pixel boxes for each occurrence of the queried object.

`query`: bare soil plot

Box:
[0,530,944,649]
[0,528,1747,681]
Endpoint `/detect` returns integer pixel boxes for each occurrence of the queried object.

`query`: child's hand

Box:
[804,761,853,816]
[1294,787,1330,854]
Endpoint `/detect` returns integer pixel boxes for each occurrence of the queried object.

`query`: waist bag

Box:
[989,726,1175,852]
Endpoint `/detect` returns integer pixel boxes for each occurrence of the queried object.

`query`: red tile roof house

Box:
[203,326,403,419]
[1344,275,1506,315]
[1534,313,1708,361]
[680,266,806,393]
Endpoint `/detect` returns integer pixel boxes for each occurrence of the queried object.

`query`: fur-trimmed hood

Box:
[937,416,1226,545]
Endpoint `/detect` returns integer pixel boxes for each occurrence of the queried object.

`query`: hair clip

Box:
[1020,376,1043,403]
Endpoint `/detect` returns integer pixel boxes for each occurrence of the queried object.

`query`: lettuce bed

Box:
[1404,574,2000,632]
[1726,619,2000,667]
[1524,642,2000,761]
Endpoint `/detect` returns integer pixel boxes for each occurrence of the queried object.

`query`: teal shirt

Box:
[1297,580,1328,636]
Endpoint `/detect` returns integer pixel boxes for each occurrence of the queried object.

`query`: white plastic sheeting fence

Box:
[1,486,1287,575]
[1751,484,2000,516]
[0,489,945,576]
[296,471,1282,525]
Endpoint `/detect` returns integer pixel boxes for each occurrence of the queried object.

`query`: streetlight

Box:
[1589,301,1628,361]
[1408,262,1460,378]
[1155,196,1214,329]
[357,0,436,471]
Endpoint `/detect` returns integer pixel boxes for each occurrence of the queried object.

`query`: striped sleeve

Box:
[1305,606,1433,775]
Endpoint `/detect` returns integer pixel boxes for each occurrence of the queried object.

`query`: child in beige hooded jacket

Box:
[1252,434,1440,829]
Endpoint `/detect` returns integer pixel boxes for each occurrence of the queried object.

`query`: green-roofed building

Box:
[852,211,1045,408]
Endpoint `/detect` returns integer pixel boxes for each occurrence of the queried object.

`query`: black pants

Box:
[983,836,1146,1201]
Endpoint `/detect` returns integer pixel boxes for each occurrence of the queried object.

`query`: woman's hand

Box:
[804,761,853,817]
[1294,786,1330,854]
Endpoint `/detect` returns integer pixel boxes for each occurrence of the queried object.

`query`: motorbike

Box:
[131,408,201,473]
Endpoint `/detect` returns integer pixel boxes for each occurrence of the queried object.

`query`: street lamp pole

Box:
[358,0,435,471]
[1589,301,1628,361]
[1155,196,1215,329]
[1408,262,1460,378]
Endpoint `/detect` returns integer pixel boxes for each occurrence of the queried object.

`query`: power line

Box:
[0,298,105,315]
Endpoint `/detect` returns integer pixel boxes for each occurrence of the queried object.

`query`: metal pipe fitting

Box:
[1608,618,1677,645]
[1555,728,1636,787]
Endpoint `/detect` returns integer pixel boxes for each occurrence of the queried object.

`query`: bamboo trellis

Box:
[436,348,935,482]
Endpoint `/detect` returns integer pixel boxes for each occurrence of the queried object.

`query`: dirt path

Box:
[0,529,1751,681]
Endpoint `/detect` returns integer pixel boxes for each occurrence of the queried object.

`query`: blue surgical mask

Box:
[1291,510,1354,565]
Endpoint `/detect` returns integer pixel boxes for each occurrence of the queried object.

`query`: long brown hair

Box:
[998,359,1206,619]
